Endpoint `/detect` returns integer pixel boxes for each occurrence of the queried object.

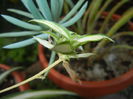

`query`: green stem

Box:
[99,0,128,33]
[0,59,62,93]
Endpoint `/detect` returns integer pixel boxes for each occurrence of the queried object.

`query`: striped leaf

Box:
[1,15,42,30]
[31,20,70,38]
[61,2,88,27]
[70,53,94,58]
[78,34,114,44]
[0,31,40,37]
[34,36,54,49]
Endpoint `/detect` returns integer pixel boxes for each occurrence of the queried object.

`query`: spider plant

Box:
[0,0,88,49]
[0,20,113,93]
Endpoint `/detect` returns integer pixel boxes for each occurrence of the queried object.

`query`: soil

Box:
[55,17,133,81]
[0,69,19,97]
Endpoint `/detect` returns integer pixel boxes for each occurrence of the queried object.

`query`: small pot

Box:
[0,64,30,92]
[38,13,133,97]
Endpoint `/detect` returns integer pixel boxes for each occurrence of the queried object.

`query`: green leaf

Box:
[50,0,60,21]
[107,8,133,37]
[33,36,54,49]
[1,90,76,99]
[36,0,53,20]
[66,0,74,8]
[60,0,85,23]
[7,9,33,18]
[21,0,43,19]
[58,0,64,18]
[78,34,114,44]
[1,15,42,30]
[61,2,88,27]
[0,67,22,85]
[31,20,70,38]
[0,31,40,37]
[52,42,74,54]
[3,34,48,49]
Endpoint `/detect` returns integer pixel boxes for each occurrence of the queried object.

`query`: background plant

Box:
[76,0,133,61]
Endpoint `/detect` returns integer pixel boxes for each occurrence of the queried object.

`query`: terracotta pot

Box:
[0,64,30,91]
[38,13,133,97]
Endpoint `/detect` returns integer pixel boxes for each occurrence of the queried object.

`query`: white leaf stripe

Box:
[31,20,70,38]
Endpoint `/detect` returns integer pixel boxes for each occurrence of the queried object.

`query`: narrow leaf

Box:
[66,0,74,8]
[2,90,76,99]
[61,2,88,27]
[21,0,43,19]
[0,31,40,37]
[3,34,48,49]
[7,9,33,18]
[58,0,64,17]
[36,0,53,20]
[60,0,85,23]
[50,0,60,21]
[1,15,42,30]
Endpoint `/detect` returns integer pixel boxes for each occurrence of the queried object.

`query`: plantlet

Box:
[0,20,113,93]
[0,0,133,96]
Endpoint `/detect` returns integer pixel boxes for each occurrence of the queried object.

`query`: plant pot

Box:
[0,64,30,92]
[38,13,133,97]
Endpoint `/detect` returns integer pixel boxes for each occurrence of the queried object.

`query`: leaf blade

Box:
[61,2,88,27]
[7,9,33,18]
[0,31,41,37]
[1,15,42,30]
[3,34,48,49]
[36,0,53,20]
